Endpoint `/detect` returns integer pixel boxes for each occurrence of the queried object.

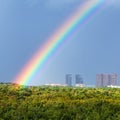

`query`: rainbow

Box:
[13,0,106,86]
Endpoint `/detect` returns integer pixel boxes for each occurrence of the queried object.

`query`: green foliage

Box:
[0,83,120,120]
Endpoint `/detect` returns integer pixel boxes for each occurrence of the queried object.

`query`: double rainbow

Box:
[13,0,106,85]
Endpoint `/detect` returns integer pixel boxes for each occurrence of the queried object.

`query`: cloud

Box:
[25,0,81,8]
[46,0,82,8]
[47,0,79,6]
[25,0,44,7]
[108,0,120,7]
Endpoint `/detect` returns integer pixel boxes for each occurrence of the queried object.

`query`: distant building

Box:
[75,84,85,87]
[44,84,67,87]
[75,74,83,84]
[107,85,120,88]
[96,74,118,87]
[66,74,72,86]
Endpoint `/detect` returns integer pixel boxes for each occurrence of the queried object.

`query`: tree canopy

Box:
[0,83,120,120]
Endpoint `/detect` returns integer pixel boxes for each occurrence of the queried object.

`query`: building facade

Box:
[75,74,83,84]
[96,74,118,87]
[66,74,72,86]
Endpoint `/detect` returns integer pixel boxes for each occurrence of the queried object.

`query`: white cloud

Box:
[47,0,79,6]
[108,0,120,7]
[25,0,43,7]
[25,0,81,8]
[47,0,82,8]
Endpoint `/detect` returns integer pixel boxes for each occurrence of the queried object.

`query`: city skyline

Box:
[46,73,119,87]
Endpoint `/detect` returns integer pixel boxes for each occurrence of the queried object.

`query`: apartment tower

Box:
[66,74,72,86]
[96,74,118,87]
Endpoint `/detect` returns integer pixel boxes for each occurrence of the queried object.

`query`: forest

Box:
[0,83,120,120]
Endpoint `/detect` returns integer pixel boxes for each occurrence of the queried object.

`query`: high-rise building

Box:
[66,74,72,86]
[96,74,118,87]
[75,74,83,84]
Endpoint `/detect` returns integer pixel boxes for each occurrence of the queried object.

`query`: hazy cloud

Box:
[25,0,44,7]
[108,0,120,7]
[47,0,80,6]
[25,0,81,8]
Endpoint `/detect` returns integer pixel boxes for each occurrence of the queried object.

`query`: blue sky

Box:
[0,0,120,86]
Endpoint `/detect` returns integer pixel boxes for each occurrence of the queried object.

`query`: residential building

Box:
[66,74,72,86]
[96,74,118,87]
[75,74,83,84]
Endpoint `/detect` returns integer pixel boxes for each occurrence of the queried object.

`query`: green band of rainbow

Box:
[13,0,106,85]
